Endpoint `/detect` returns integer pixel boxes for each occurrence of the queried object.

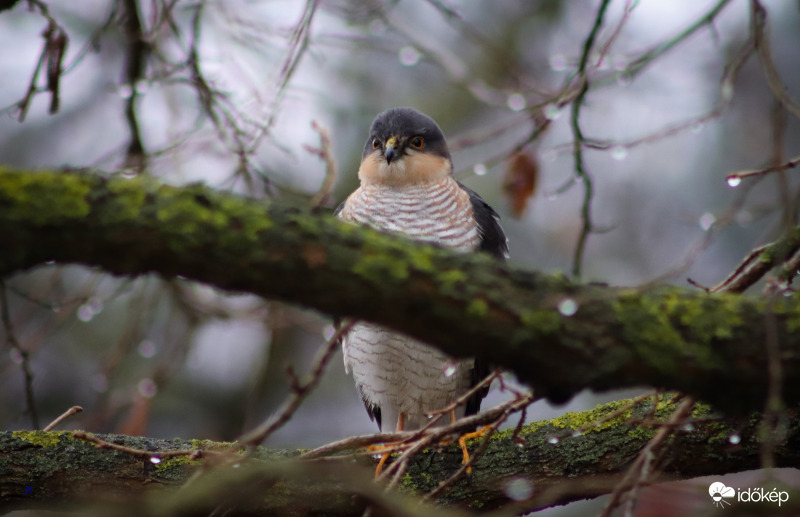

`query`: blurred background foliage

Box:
[1,0,799,514]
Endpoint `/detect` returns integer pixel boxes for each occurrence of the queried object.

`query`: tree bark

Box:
[2,397,798,516]
[1,168,800,415]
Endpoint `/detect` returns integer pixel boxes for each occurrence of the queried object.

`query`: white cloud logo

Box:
[709,482,736,508]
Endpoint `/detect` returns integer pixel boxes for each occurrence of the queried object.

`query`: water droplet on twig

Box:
[558,298,578,317]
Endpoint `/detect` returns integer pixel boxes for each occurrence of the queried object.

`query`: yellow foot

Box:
[367,444,393,478]
[457,425,492,474]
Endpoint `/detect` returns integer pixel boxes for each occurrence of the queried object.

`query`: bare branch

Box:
[0,281,39,429]
[237,320,355,446]
[568,0,611,278]
[43,405,83,431]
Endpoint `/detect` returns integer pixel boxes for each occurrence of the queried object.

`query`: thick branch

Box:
[2,168,800,413]
[1,398,798,515]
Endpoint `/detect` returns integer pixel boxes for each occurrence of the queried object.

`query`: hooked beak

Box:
[384,136,398,163]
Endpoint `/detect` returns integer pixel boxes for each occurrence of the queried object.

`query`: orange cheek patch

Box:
[407,153,450,184]
[357,152,450,187]
[357,153,384,184]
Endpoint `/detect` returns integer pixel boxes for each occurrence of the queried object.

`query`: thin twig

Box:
[16,1,68,121]
[121,0,148,171]
[726,154,800,185]
[759,287,786,469]
[599,396,695,517]
[751,0,800,120]
[43,405,83,431]
[623,0,734,80]
[307,121,337,207]
[73,431,216,460]
[1,281,39,429]
[237,320,355,446]
[569,0,611,278]
[698,228,800,294]
[422,416,503,501]
[376,392,535,486]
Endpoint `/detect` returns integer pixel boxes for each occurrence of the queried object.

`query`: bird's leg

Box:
[452,409,490,474]
[375,412,404,478]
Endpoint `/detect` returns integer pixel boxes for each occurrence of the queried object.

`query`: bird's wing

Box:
[457,182,509,260]
[457,181,508,415]
[333,199,346,217]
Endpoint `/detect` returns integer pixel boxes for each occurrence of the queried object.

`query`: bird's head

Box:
[357,107,453,187]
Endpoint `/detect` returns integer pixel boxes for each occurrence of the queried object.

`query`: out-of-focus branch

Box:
[751,0,800,120]
[238,320,355,446]
[121,0,147,171]
[0,281,39,429]
[2,398,799,515]
[4,169,800,415]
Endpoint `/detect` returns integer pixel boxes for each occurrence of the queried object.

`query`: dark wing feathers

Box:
[458,182,509,260]
[359,383,382,429]
[333,200,346,217]
[458,181,508,416]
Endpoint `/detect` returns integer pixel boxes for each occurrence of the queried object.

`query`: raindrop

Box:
[322,324,336,341]
[504,477,534,501]
[87,297,103,315]
[610,145,628,161]
[726,175,742,188]
[690,122,704,134]
[121,169,137,178]
[134,80,148,95]
[547,436,559,445]
[616,71,632,87]
[681,423,695,432]
[549,54,567,72]
[507,93,526,112]
[473,163,487,176]
[543,104,561,120]
[45,260,56,265]
[150,456,162,464]
[232,463,241,469]
[138,340,157,358]
[77,304,95,322]
[720,82,734,102]
[571,430,583,438]
[444,363,457,377]
[558,298,578,317]
[398,46,421,67]
[119,84,134,99]
[51,305,61,313]
[728,433,741,445]
[138,378,158,398]
[612,57,628,71]
[699,212,715,231]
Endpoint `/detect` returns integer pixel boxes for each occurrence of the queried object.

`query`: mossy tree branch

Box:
[2,398,799,515]
[2,167,800,414]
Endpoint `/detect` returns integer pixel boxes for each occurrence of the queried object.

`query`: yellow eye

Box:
[410,136,425,149]
[372,138,380,149]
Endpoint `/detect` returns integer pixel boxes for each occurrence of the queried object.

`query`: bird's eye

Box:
[410,136,425,149]
[372,138,380,150]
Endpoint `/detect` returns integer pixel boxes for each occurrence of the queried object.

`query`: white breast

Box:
[338,176,480,430]
[339,177,480,252]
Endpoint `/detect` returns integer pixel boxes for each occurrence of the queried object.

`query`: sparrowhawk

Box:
[335,107,508,448]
